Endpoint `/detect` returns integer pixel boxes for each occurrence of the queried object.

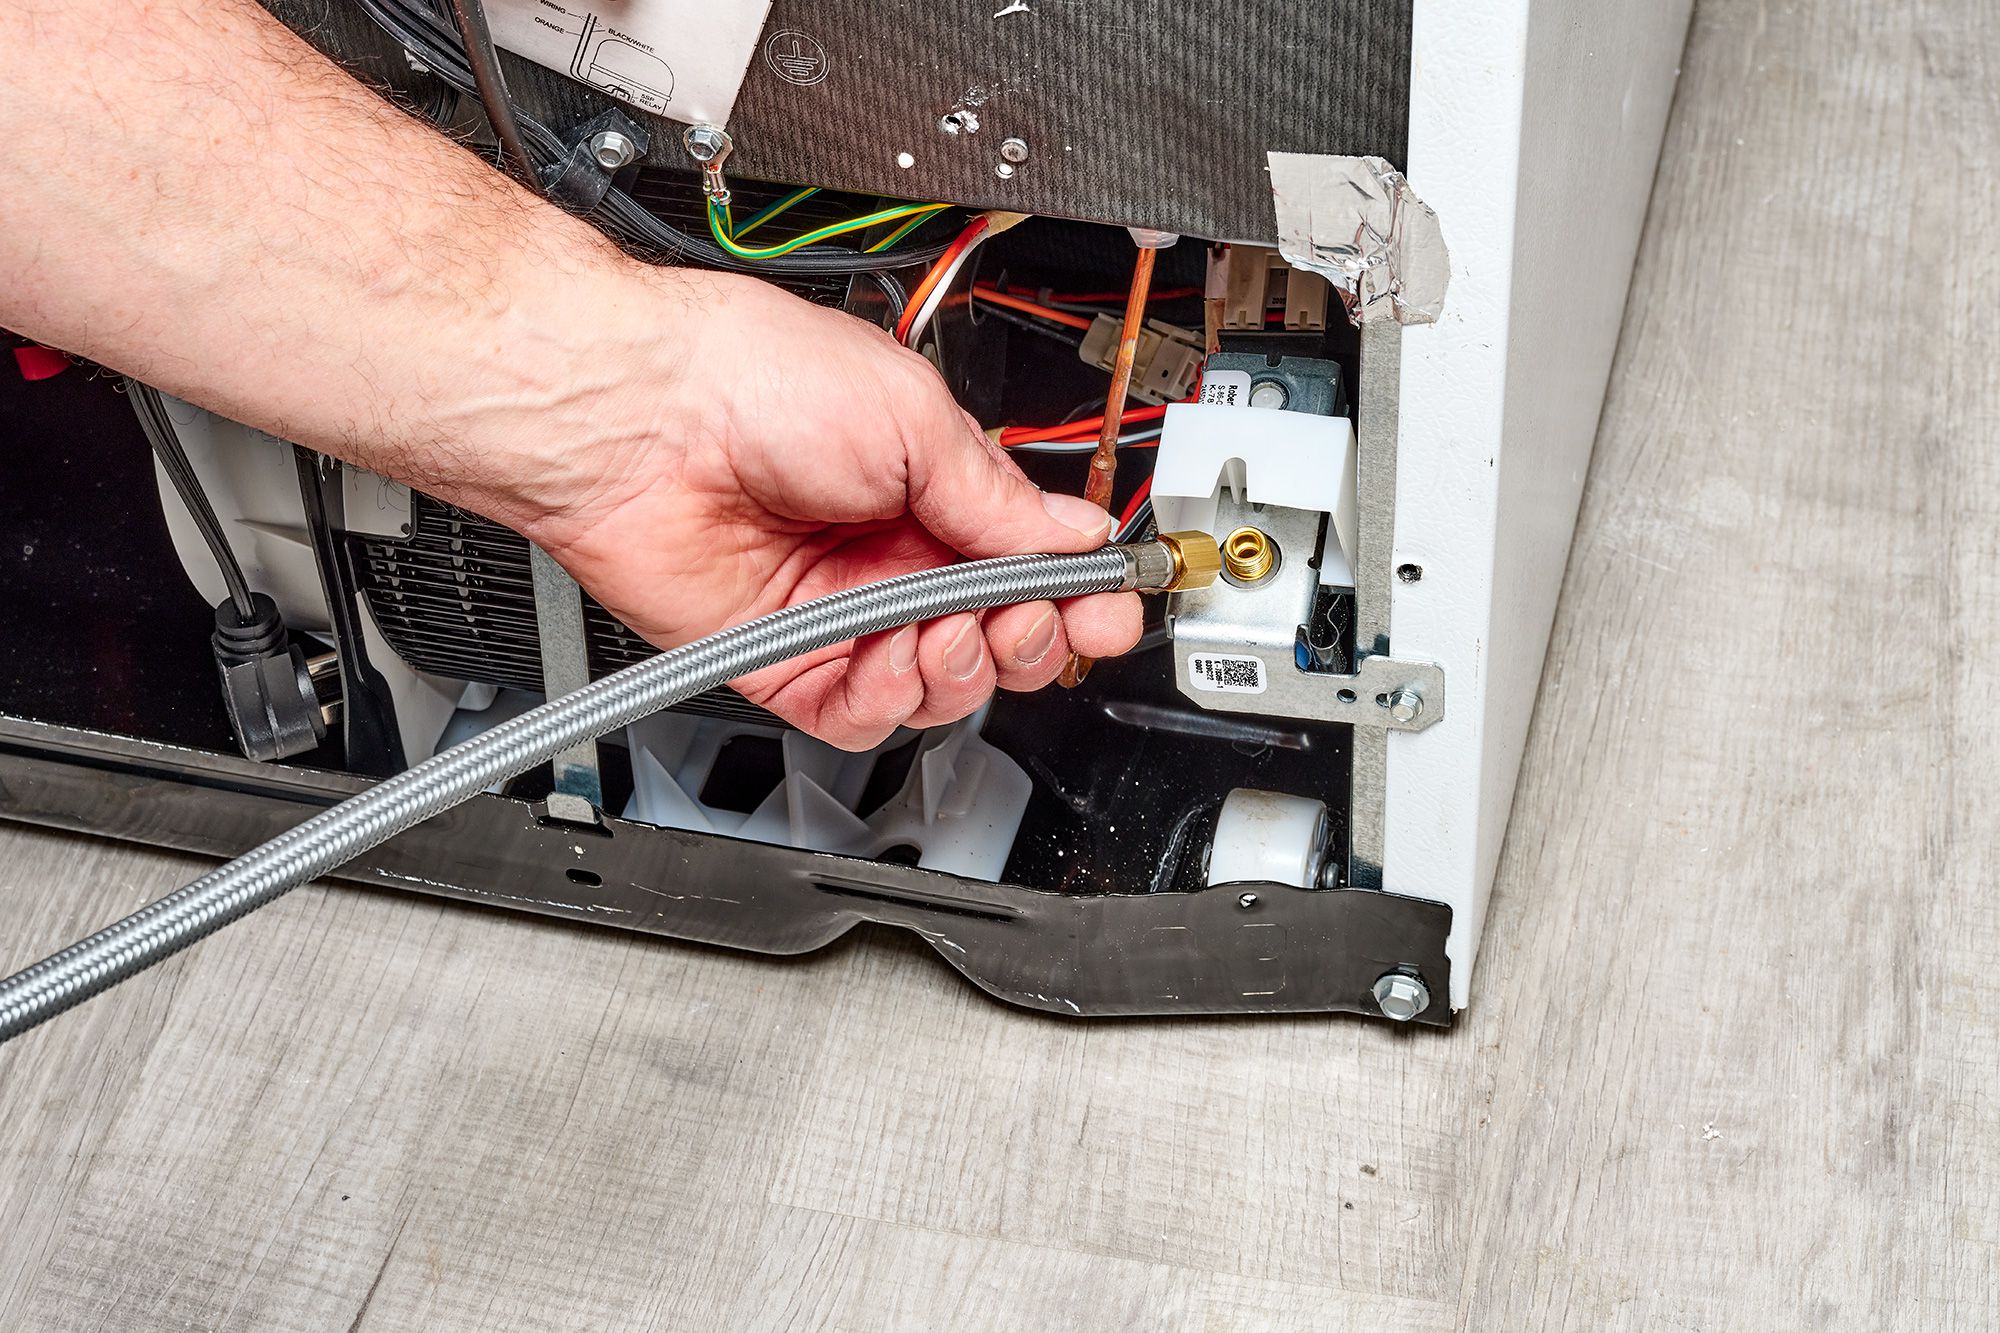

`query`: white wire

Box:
[900,236,989,348]
[1005,427,1163,455]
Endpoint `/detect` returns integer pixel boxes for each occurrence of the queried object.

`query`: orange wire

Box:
[969,286,1095,330]
[1000,284,1202,305]
[895,216,990,344]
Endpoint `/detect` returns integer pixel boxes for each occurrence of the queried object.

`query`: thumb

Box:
[905,411,1115,558]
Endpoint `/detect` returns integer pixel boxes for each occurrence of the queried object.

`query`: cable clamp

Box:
[538,107,650,212]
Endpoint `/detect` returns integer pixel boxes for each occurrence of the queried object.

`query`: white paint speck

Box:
[896,151,915,169]
[994,0,1030,15]
[1700,1121,1721,1141]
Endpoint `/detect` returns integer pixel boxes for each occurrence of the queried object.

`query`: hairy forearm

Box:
[0,0,701,531]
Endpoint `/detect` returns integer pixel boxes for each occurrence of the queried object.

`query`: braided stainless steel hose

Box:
[0,537,1219,1044]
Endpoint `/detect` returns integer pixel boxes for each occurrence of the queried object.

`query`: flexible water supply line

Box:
[0,537,1218,1045]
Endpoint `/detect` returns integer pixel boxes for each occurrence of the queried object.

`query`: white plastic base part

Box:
[623,707,1030,882]
[1206,789,1329,889]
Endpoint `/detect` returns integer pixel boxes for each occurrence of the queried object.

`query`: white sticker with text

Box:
[1188,653,1268,694]
[485,0,773,126]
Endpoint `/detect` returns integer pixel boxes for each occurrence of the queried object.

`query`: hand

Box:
[499,268,1143,750]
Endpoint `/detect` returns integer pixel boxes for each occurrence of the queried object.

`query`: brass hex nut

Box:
[1156,531,1223,591]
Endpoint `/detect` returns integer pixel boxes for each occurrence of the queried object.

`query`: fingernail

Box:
[888,626,918,673]
[944,620,985,680]
[1042,490,1114,538]
[1013,608,1058,666]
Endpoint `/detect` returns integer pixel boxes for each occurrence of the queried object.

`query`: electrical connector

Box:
[1078,314,1204,404]
[1210,245,1331,332]
[211,593,327,762]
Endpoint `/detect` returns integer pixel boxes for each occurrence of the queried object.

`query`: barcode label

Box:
[1188,653,1267,694]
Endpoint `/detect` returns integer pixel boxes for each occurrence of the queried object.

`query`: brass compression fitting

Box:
[1118,531,1223,593]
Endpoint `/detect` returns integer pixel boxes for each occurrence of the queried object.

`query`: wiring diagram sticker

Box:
[483,0,774,125]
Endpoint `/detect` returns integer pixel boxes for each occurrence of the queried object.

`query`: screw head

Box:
[1372,972,1430,1022]
[681,124,729,162]
[1385,687,1424,724]
[1237,892,1259,909]
[589,130,637,170]
[994,162,1016,180]
[1000,136,1029,163]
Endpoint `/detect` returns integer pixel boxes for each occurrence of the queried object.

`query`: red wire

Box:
[998,403,1171,446]
[1001,434,1160,452]
[1117,477,1153,532]
[895,216,990,344]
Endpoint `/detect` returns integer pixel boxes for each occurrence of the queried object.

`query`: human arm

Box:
[0,0,1140,748]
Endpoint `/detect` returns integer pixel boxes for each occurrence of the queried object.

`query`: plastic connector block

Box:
[1211,245,1332,332]
[1077,314,1205,405]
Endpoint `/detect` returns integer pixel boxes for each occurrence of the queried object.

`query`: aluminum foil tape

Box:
[1267,153,1450,326]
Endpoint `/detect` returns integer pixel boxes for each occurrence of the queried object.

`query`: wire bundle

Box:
[129,380,256,619]
[708,192,949,262]
[998,403,1171,451]
[894,216,997,346]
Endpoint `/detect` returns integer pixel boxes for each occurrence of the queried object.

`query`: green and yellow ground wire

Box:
[706,195,949,261]
[729,187,819,240]
[865,211,938,252]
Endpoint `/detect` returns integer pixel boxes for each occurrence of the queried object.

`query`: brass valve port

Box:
[1221,526,1277,584]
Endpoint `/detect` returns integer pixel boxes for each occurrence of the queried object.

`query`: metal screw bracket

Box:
[536,107,649,212]
[589,129,638,170]
[1372,971,1430,1021]
[682,124,734,205]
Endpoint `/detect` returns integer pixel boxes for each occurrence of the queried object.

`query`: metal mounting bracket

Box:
[1174,647,1445,731]
[1168,497,1443,731]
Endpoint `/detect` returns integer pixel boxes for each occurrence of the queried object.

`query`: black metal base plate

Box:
[0,715,1451,1023]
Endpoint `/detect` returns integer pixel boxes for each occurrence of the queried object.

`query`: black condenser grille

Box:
[351,493,775,725]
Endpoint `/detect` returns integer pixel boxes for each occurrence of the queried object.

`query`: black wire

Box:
[357,0,952,276]
[126,379,257,619]
[1114,499,1154,544]
[865,268,909,325]
[974,301,1086,349]
[442,0,534,183]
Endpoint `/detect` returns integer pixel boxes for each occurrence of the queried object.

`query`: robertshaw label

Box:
[1188,653,1267,694]
[485,0,774,126]
[1198,371,1254,407]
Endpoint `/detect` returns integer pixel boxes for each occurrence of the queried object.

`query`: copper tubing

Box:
[1059,246,1159,688]
[1083,246,1158,510]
